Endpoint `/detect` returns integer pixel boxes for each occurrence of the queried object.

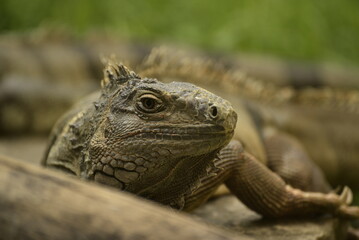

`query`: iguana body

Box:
[43,62,359,218]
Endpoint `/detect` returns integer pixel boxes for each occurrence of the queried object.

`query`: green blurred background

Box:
[1,0,359,66]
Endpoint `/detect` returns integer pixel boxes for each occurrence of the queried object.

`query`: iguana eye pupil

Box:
[142,98,156,109]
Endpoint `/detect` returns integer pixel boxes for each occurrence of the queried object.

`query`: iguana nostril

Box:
[209,106,218,119]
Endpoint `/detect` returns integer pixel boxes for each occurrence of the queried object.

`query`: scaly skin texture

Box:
[43,62,359,218]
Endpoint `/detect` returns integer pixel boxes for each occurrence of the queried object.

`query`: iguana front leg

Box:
[184,140,359,218]
[263,127,331,193]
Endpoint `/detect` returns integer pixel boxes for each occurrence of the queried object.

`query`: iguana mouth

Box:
[118,125,234,140]
[130,131,233,141]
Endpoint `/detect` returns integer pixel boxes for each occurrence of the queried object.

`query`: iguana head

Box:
[88,62,237,204]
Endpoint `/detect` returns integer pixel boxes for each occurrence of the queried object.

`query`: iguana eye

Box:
[137,94,163,113]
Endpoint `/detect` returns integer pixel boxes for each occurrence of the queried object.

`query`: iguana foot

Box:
[285,185,359,218]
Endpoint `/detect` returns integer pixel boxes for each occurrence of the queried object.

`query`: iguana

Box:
[42,61,359,219]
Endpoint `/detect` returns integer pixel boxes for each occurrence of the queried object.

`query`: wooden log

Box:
[0,155,243,240]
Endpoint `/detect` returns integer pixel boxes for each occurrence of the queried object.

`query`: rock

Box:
[193,195,349,240]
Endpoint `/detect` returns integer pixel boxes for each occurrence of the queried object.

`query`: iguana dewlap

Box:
[43,62,359,218]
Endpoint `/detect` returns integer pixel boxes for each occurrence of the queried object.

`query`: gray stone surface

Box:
[193,195,349,240]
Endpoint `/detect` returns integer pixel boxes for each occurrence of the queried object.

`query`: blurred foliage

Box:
[0,0,359,65]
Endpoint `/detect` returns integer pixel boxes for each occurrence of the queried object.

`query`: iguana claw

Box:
[338,186,353,205]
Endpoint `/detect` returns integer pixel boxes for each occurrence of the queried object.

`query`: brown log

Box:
[0,155,243,240]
